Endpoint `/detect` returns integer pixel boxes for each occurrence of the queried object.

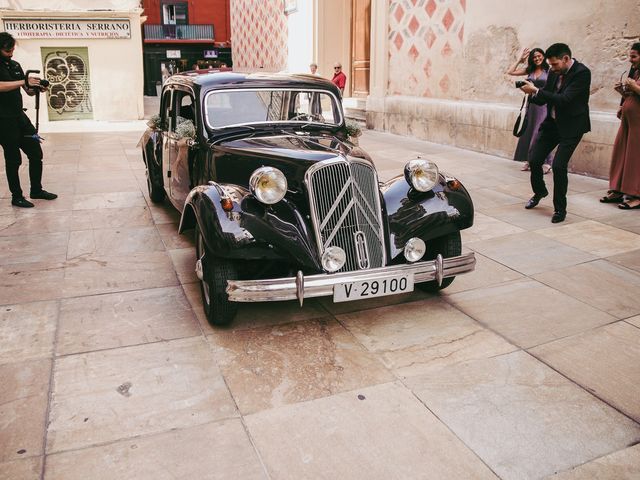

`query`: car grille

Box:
[306,159,385,272]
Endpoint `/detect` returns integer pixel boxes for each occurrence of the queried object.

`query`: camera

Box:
[515,80,527,88]
[24,70,49,89]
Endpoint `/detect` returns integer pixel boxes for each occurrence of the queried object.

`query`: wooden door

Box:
[351,0,371,97]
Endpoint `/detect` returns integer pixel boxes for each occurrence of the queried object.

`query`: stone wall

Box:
[368,0,640,178]
[230,0,288,73]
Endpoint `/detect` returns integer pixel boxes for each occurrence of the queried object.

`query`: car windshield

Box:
[205,89,342,129]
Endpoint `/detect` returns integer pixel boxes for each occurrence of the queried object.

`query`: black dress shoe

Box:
[11,197,35,208]
[30,190,58,200]
[551,211,567,223]
[525,193,548,209]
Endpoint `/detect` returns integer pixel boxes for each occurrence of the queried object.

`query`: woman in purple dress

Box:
[507,48,553,173]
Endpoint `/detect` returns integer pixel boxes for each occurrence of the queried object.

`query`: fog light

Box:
[404,237,426,263]
[322,246,346,272]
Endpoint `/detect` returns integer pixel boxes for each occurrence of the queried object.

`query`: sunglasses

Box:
[334,67,341,70]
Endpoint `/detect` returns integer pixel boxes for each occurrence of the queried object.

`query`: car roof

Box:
[165,71,341,95]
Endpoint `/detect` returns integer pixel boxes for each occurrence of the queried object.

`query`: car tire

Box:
[143,150,165,203]
[195,225,238,326]
[417,231,462,292]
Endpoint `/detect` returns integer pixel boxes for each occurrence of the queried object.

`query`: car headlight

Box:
[404,237,426,262]
[404,158,439,192]
[249,167,288,204]
[322,246,346,272]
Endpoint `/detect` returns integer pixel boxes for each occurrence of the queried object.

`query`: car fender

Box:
[382,173,474,258]
[179,183,320,267]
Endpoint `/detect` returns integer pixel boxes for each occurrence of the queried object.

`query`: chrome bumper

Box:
[226,252,476,304]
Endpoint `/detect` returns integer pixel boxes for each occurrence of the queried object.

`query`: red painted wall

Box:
[142,0,231,43]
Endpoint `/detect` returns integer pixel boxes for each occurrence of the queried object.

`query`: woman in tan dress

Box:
[602,43,640,209]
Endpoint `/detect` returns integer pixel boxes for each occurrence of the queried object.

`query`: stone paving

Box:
[0,127,639,480]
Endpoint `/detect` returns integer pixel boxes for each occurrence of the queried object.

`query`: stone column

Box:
[366,0,389,129]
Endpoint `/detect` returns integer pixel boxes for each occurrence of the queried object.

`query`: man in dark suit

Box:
[520,43,591,223]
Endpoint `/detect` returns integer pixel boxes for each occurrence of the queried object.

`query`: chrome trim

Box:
[226,252,476,302]
[295,270,304,307]
[203,88,344,130]
[435,254,444,287]
[304,157,386,272]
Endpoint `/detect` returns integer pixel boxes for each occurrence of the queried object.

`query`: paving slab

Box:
[44,420,266,480]
[627,315,640,328]
[607,249,640,273]
[405,351,640,480]
[531,321,640,422]
[337,297,517,377]
[447,279,616,348]
[441,252,524,294]
[245,382,498,480]
[0,359,51,462]
[480,203,585,230]
[62,251,178,298]
[0,232,69,265]
[467,231,596,275]
[56,286,200,356]
[47,337,237,453]
[0,300,57,365]
[533,260,640,319]
[208,318,394,414]
[537,220,640,257]
[0,457,42,480]
[545,444,640,479]
[461,211,525,243]
[69,206,154,230]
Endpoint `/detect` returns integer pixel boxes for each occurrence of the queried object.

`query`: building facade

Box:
[231,0,640,178]
[141,0,231,96]
[0,0,145,123]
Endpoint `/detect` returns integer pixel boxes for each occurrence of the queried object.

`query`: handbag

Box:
[512,94,530,137]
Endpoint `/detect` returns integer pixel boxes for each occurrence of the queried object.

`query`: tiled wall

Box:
[388,0,466,98]
[230,0,288,72]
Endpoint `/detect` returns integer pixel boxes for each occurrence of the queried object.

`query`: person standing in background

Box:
[507,47,553,173]
[309,62,319,75]
[331,62,346,96]
[602,42,640,209]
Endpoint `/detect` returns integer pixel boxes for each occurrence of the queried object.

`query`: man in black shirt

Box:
[0,32,57,208]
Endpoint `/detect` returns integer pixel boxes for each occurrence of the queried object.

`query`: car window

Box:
[205,89,341,128]
[170,90,195,133]
[161,89,172,131]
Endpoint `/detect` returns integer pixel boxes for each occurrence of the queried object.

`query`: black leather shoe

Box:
[11,197,34,208]
[525,193,548,209]
[30,190,58,200]
[551,211,567,223]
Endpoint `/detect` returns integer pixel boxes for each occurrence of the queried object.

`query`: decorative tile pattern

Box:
[389,0,466,96]
[230,0,288,72]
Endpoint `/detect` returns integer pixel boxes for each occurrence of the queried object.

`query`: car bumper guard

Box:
[226,252,476,304]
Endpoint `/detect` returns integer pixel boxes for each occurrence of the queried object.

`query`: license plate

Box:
[333,274,414,303]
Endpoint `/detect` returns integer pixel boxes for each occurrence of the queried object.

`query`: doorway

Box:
[350,0,371,97]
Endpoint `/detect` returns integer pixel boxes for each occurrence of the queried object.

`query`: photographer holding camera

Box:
[0,32,57,208]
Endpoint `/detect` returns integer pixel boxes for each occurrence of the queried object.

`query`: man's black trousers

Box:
[0,116,43,199]
[529,120,583,214]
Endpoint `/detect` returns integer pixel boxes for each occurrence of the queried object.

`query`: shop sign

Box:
[166,50,181,59]
[3,18,131,39]
[204,50,218,58]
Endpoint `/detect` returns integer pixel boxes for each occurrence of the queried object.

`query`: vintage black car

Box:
[141,71,475,326]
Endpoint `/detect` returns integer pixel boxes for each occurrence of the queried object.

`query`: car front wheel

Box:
[143,151,165,203]
[417,231,462,292]
[195,225,238,326]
